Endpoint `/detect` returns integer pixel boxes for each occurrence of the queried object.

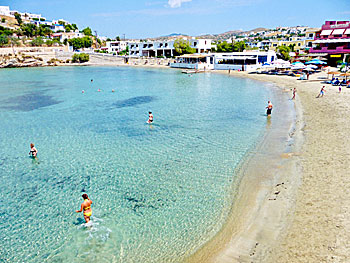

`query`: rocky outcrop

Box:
[0,54,67,68]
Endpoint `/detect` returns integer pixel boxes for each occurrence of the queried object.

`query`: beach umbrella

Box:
[305,59,327,65]
[340,72,350,81]
[292,61,304,65]
[327,71,340,79]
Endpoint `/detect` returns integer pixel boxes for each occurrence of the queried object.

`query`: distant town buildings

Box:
[310,20,350,64]
[128,38,212,57]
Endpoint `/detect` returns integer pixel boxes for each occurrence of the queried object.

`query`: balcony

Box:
[310,46,350,54]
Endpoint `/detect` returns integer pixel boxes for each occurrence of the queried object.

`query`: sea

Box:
[0,66,290,262]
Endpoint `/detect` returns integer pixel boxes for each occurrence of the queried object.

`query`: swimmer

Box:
[29,143,37,158]
[147,111,153,123]
[91,79,93,83]
[97,88,101,92]
[266,101,273,116]
[112,89,115,92]
[82,90,85,93]
[76,193,93,223]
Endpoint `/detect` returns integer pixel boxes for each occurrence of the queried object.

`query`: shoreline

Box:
[186,71,304,262]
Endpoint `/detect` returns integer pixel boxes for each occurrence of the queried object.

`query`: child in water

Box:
[29,143,37,157]
[147,111,153,123]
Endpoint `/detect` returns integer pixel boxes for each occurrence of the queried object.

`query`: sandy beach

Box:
[187,69,350,263]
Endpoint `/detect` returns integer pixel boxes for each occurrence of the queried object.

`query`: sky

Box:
[2,0,350,39]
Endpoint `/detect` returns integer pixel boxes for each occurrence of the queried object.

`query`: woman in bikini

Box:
[29,143,37,158]
[76,194,93,223]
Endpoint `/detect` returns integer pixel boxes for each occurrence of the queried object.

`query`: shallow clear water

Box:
[1,66,277,262]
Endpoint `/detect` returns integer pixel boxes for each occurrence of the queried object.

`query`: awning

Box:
[320,30,332,36]
[177,54,210,58]
[219,56,256,60]
[332,29,345,35]
[345,29,350,35]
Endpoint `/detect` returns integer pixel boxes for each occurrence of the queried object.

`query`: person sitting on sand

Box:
[29,143,37,158]
[76,193,93,223]
[266,101,273,116]
[147,111,153,123]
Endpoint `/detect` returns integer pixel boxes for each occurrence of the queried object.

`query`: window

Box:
[258,55,267,63]
[298,43,301,46]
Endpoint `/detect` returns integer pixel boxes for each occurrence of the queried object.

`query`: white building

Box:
[0,6,11,16]
[128,38,212,57]
[103,40,128,53]
[170,51,277,72]
[50,24,65,32]
[213,51,277,71]
[51,31,85,43]
[52,19,70,25]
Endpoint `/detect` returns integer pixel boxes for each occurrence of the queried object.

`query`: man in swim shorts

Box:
[266,101,273,116]
[76,193,93,223]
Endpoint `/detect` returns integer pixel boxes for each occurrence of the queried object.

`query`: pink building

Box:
[309,21,350,64]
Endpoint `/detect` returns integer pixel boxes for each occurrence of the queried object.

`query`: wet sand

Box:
[189,70,350,263]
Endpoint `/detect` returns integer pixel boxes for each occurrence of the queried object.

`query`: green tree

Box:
[63,38,68,45]
[116,36,120,41]
[1,18,5,23]
[0,34,9,46]
[173,39,195,56]
[232,41,246,52]
[216,41,232,52]
[68,37,92,50]
[119,46,129,56]
[20,23,38,37]
[82,27,92,36]
[64,24,73,32]
[71,24,78,31]
[58,20,66,25]
[276,45,291,61]
[288,43,296,52]
[14,13,22,25]
[31,37,44,46]
[72,53,89,63]
[82,36,92,48]
[68,37,83,50]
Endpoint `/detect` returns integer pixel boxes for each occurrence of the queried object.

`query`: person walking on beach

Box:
[147,111,153,123]
[317,86,326,98]
[29,143,37,158]
[266,101,273,116]
[292,88,297,100]
[76,194,92,223]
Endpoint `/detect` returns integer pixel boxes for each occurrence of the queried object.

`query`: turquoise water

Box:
[0,66,277,262]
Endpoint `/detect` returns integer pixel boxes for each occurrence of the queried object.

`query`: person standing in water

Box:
[29,143,37,158]
[147,111,153,123]
[292,88,296,100]
[76,194,93,223]
[266,101,273,116]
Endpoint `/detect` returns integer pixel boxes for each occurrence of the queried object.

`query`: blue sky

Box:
[2,0,350,38]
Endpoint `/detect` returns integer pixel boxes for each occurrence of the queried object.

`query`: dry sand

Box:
[192,70,350,263]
